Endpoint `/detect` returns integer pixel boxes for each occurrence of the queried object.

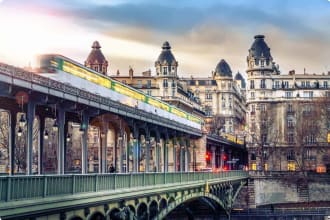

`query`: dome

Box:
[234,72,246,88]
[248,35,272,59]
[85,41,107,65]
[214,59,232,77]
[156,41,177,65]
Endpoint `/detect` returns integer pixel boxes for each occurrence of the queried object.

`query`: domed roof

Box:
[214,59,232,77]
[234,72,246,88]
[156,41,177,65]
[248,35,272,59]
[85,41,107,65]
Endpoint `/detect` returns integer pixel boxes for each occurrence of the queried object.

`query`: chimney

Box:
[129,66,134,79]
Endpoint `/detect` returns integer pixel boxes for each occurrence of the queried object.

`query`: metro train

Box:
[37,54,203,130]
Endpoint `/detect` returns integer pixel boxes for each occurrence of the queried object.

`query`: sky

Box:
[0,0,330,78]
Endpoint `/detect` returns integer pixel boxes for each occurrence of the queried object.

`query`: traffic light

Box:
[205,151,211,162]
[222,153,228,171]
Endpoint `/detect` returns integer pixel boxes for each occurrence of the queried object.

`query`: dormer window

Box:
[261,60,265,67]
[163,67,168,75]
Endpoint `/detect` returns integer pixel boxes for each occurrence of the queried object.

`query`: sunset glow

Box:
[0,0,329,76]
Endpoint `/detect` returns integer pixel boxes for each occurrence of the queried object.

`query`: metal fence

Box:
[0,171,248,202]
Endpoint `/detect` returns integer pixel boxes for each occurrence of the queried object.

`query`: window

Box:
[251,104,255,113]
[305,135,316,144]
[288,103,293,113]
[250,92,255,99]
[146,90,152,96]
[287,118,294,128]
[250,152,256,160]
[275,81,280,89]
[303,105,312,115]
[163,67,168,75]
[303,91,313,98]
[147,80,151,88]
[288,133,294,143]
[222,101,226,108]
[137,80,142,88]
[171,80,175,87]
[260,79,266,89]
[285,91,293,98]
[287,149,295,161]
[324,81,328,88]
[250,80,255,89]
[259,104,266,112]
[301,81,305,87]
[305,149,314,160]
[284,81,289,88]
[205,90,212,100]
[288,161,296,171]
[163,79,168,88]
[262,134,267,143]
[306,81,310,88]
[260,60,265,67]
[172,87,175,97]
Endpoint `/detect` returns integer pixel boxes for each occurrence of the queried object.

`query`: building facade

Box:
[103,41,246,138]
[245,35,330,172]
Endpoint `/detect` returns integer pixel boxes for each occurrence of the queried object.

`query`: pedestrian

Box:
[109,164,115,173]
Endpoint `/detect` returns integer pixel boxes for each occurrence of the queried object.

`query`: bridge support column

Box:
[185,138,190,172]
[26,101,35,175]
[57,108,65,174]
[38,116,45,174]
[9,110,17,175]
[173,138,177,172]
[220,147,224,170]
[81,113,89,174]
[118,131,124,173]
[164,140,169,172]
[180,140,184,172]
[145,133,150,172]
[211,146,216,171]
[100,125,108,173]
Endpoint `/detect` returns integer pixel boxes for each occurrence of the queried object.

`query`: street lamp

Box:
[17,126,23,137]
[44,130,49,140]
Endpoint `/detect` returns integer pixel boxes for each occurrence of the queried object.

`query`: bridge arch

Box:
[107,207,121,220]
[148,200,159,219]
[87,211,105,220]
[136,202,148,220]
[68,216,83,220]
[156,192,226,219]
[159,197,167,211]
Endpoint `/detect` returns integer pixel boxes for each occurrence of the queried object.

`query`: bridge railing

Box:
[0,171,248,202]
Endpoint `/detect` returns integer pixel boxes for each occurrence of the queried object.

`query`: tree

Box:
[246,103,280,171]
[290,94,330,173]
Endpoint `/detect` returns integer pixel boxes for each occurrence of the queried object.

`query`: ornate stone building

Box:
[108,41,246,137]
[245,35,330,172]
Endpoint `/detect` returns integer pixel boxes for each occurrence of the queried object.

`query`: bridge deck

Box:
[0,171,248,218]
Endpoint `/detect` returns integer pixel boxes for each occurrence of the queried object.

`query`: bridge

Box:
[0,58,248,219]
[0,171,248,219]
